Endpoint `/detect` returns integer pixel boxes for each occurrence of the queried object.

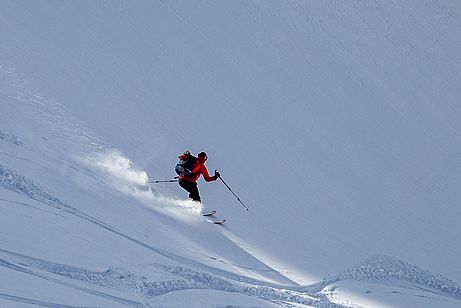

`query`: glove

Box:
[214,170,220,179]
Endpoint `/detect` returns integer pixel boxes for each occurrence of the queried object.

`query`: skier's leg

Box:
[179,180,201,203]
[188,184,201,203]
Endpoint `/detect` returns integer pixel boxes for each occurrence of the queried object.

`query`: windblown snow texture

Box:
[0,130,23,147]
[1,1,461,307]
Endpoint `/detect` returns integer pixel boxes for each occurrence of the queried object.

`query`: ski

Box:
[203,210,225,224]
[202,210,216,217]
[207,219,226,225]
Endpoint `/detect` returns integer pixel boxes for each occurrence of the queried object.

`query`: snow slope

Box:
[1,1,461,307]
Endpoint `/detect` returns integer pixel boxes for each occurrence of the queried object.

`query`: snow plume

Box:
[91,149,148,187]
[82,149,202,222]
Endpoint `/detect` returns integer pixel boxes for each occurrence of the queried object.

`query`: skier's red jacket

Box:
[179,156,217,183]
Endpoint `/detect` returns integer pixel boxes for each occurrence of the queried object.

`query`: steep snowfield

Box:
[1,1,461,307]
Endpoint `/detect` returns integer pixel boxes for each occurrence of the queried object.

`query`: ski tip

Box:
[206,219,226,225]
[202,210,217,217]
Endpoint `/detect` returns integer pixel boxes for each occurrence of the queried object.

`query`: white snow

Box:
[1,1,461,307]
[322,280,461,308]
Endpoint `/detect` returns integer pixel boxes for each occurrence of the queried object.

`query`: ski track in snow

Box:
[3,242,459,307]
[0,248,326,307]
[0,163,113,228]
[0,251,141,307]
[0,292,87,308]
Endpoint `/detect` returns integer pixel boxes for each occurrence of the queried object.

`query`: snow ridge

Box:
[153,264,326,307]
[0,129,23,147]
[0,248,339,307]
[0,164,64,207]
[0,249,142,307]
[308,255,461,300]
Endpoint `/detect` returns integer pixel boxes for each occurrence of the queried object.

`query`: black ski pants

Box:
[178,179,201,202]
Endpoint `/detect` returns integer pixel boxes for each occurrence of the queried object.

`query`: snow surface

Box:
[1,1,461,307]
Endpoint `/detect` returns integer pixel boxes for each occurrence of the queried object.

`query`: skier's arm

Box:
[201,165,218,182]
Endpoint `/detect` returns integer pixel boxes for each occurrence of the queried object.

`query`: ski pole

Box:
[218,176,249,211]
[148,179,179,184]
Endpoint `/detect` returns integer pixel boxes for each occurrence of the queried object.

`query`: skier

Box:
[176,151,220,203]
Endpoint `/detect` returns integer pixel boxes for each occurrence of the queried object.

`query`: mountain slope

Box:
[1,1,461,307]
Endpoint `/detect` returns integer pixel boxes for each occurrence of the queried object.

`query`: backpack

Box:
[175,151,197,177]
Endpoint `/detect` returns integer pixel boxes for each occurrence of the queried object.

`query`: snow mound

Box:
[316,255,461,300]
